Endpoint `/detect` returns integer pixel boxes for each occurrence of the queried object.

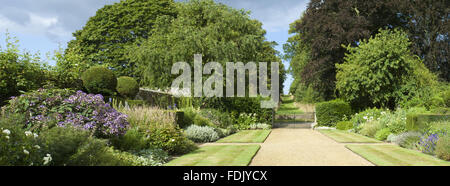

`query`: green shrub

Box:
[38,126,92,165]
[116,76,139,99]
[406,114,450,131]
[375,128,391,141]
[116,106,196,155]
[110,127,148,152]
[359,121,383,137]
[180,107,197,128]
[81,66,117,96]
[350,108,385,132]
[0,35,51,106]
[234,113,258,130]
[199,109,233,129]
[147,126,197,155]
[216,126,237,137]
[0,114,45,166]
[389,132,422,149]
[316,100,352,126]
[132,148,170,166]
[66,137,113,166]
[107,148,169,166]
[184,125,220,143]
[193,115,214,127]
[336,121,353,130]
[443,90,450,107]
[436,135,450,161]
[195,97,272,124]
[336,29,437,110]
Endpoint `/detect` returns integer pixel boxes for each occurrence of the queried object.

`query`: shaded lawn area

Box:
[216,130,271,143]
[318,129,381,143]
[346,144,450,166]
[276,96,304,115]
[164,145,260,166]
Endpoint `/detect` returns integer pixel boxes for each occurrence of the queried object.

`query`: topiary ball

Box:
[81,66,117,96]
[116,76,139,99]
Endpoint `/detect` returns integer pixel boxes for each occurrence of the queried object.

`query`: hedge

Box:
[316,100,352,127]
[406,114,450,131]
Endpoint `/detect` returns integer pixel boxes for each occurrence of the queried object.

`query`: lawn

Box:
[276,95,304,115]
[216,130,271,143]
[164,145,260,166]
[318,129,381,143]
[346,144,450,166]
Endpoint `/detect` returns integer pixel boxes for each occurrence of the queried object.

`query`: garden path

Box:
[249,128,374,166]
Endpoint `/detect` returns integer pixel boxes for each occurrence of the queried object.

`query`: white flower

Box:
[43,154,52,165]
[171,139,175,142]
[34,145,41,149]
[25,131,32,136]
[2,129,10,135]
[33,133,38,138]
[363,116,368,120]
[5,136,9,140]
[23,149,30,155]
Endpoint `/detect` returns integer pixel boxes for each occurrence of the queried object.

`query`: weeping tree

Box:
[129,0,285,94]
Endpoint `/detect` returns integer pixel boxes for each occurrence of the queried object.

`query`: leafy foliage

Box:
[374,128,391,141]
[184,125,220,143]
[65,0,177,77]
[287,0,402,100]
[391,0,449,81]
[115,106,196,155]
[81,66,117,96]
[130,0,283,91]
[0,33,52,106]
[116,76,140,99]
[336,121,353,130]
[336,29,437,110]
[0,114,45,166]
[436,135,450,161]
[315,100,352,127]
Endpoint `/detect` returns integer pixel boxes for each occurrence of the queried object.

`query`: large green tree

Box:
[336,29,437,110]
[0,34,51,106]
[391,0,449,81]
[65,0,177,78]
[288,0,402,100]
[130,0,284,93]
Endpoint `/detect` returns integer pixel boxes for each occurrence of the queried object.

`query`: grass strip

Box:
[165,145,261,166]
[216,130,271,143]
[318,129,381,143]
[346,144,450,166]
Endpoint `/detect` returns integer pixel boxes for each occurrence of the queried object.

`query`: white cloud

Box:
[215,0,308,32]
[0,0,118,43]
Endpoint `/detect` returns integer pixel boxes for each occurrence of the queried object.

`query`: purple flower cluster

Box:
[58,91,129,136]
[5,89,129,137]
[418,133,445,155]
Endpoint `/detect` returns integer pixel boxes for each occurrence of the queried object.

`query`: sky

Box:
[0,0,309,95]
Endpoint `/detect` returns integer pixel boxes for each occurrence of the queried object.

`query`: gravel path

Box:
[249,128,374,166]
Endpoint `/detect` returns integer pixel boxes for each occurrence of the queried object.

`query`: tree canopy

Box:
[65,0,177,78]
[130,0,284,93]
[287,0,401,100]
[336,29,437,110]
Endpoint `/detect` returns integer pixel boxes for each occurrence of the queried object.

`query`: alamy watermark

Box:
[171,54,279,108]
